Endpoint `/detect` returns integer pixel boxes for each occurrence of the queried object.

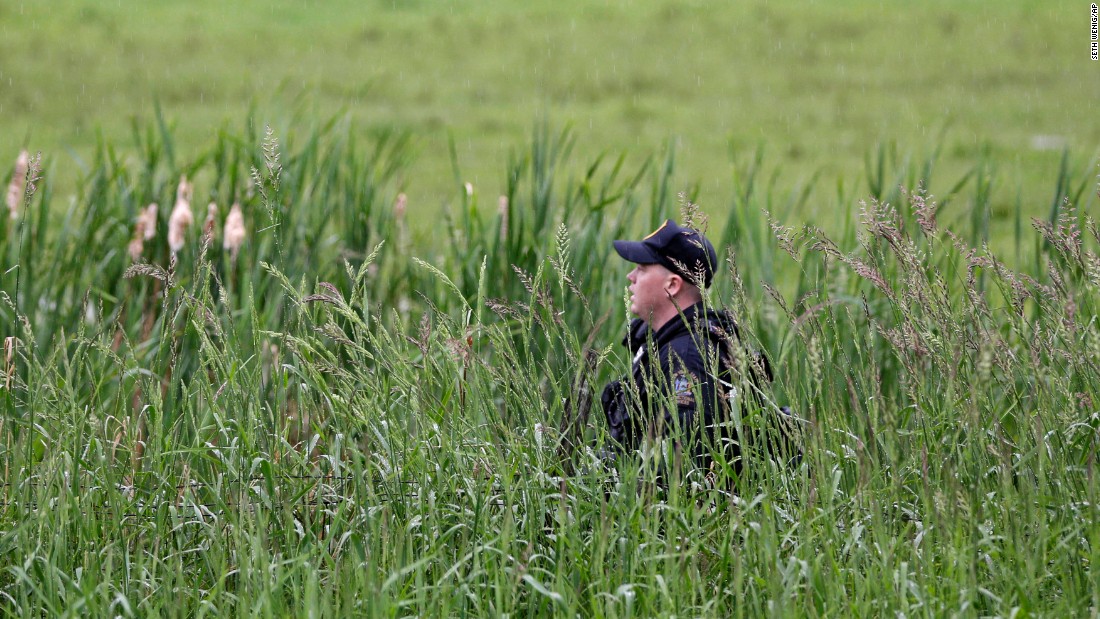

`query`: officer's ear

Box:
[664,273,684,297]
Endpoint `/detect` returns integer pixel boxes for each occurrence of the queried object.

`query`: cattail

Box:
[128,204,159,261]
[202,202,218,245]
[176,174,193,204]
[142,203,158,240]
[223,202,246,260]
[498,195,509,241]
[464,182,474,197]
[167,176,193,254]
[128,217,147,262]
[3,336,14,390]
[394,192,407,220]
[6,150,29,220]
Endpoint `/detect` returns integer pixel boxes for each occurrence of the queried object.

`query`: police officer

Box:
[600,219,742,476]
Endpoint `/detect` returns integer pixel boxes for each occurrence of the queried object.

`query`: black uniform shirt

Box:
[608,301,739,462]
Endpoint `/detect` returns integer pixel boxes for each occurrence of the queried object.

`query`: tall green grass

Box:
[0,122,1098,616]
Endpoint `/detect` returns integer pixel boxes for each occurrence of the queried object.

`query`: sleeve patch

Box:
[672,372,695,407]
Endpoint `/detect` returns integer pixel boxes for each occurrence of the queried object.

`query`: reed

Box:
[4,150,28,220]
[0,119,1096,616]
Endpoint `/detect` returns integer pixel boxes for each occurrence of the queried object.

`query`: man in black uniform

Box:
[600,219,743,477]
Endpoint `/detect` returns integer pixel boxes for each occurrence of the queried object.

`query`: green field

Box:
[0,115,1098,615]
[2,1,1100,616]
[3,0,1098,240]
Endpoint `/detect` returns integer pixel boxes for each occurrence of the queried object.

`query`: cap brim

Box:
[613,240,661,264]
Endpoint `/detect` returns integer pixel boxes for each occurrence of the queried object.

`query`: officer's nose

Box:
[627,267,638,283]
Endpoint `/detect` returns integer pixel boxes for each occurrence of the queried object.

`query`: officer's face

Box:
[626,263,675,324]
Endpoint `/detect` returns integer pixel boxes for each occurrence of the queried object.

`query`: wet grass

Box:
[0,121,1098,616]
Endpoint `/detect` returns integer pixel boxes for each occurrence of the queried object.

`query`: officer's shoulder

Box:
[700,312,740,344]
[664,332,708,365]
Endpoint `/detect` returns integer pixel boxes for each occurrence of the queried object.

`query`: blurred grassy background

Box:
[1,0,1097,240]
[2,3,1100,614]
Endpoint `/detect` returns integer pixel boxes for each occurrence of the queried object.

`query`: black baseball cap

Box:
[613,219,718,288]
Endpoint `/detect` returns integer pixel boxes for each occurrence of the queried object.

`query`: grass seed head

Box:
[678,192,708,236]
[858,198,904,246]
[904,185,939,236]
[6,150,29,219]
[767,210,800,259]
